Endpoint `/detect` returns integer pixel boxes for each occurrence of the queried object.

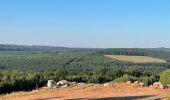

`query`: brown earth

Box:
[1,83,170,100]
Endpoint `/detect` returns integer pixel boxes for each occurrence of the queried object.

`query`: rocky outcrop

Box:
[134,81,140,86]
[139,82,144,87]
[152,82,164,89]
[47,80,57,88]
[126,81,144,87]
[57,80,71,87]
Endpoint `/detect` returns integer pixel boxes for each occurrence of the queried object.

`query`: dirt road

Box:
[1,83,170,100]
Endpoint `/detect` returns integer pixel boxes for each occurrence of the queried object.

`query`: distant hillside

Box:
[0,44,96,52]
[146,48,170,52]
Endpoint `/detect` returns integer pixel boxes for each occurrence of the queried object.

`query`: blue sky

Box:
[0,0,170,48]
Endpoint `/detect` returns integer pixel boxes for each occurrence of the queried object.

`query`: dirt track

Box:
[1,83,170,100]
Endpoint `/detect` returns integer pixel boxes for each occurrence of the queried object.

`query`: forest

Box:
[1,45,170,94]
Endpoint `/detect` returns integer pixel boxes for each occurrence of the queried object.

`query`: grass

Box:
[105,55,166,63]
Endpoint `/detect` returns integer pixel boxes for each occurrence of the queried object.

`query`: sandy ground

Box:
[1,83,170,100]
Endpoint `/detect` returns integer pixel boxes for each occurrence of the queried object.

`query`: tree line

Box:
[0,66,168,94]
[97,48,170,62]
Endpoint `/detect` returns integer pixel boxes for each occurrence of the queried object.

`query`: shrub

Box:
[114,74,137,83]
[140,76,156,86]
[160,69,170,85]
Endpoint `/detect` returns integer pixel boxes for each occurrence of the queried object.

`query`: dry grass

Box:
[105,55,166,63]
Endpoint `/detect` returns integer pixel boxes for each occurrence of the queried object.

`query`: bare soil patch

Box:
[1,83,170,100]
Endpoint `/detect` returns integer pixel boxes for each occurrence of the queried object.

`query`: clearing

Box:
[1,83,170,100]
[105,55,166,63]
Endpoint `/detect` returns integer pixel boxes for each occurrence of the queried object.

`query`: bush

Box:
[160,69,170,85]
[140,76,150,86]
[114,74,137,83]
[105,69,123,81]
[140,76,156,86]
[91,68,107,83]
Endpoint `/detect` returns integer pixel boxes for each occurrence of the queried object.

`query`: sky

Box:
[0,0,170,48]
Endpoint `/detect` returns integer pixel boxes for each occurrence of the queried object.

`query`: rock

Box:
[57,80,70,86]
[159,83,164,89]
[134,81,139,84]
[70,82,77,86]
[153,82,159,86]
[78,83,85,86]
[134,81,140,86]
[61,84,69,88]
[153,82,164,89]
[72,82,77,84]
[103,83,112,87]
[139,82,145,87]
[126,81,131,85]
[47,80,57,88]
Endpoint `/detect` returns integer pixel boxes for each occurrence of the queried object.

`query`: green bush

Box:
[113,74,137,83]
[140,76,156,86]
[160,69,170,85]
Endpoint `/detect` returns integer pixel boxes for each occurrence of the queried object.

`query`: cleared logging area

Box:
[105,55,166,63]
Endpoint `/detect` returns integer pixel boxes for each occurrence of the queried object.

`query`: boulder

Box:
[160,84,164,89]
[134,81,140,86]
[103,83,111,87]
[139,82,144,87]
[47,80,57,88]
[126,81,131,85]
[57,80,70,86]
[78,82,85,86]
[72,82,77,84]
[153,82,164,89]
[61,84,69,88]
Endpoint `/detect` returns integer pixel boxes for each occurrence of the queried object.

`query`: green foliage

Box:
[0,51,168,72]
[125,67,143,77]
[140,76,157,86]
[113,74,137,83]
[105,69,123,81]
[0,49,169,94]
[0,67,163,94]
[0,70,42,94]
[160,69,170,85]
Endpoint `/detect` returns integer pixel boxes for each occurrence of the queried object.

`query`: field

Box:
[105,55,166,63]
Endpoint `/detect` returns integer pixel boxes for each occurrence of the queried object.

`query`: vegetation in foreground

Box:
[0,67,164,94]
[160,69,170,85]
